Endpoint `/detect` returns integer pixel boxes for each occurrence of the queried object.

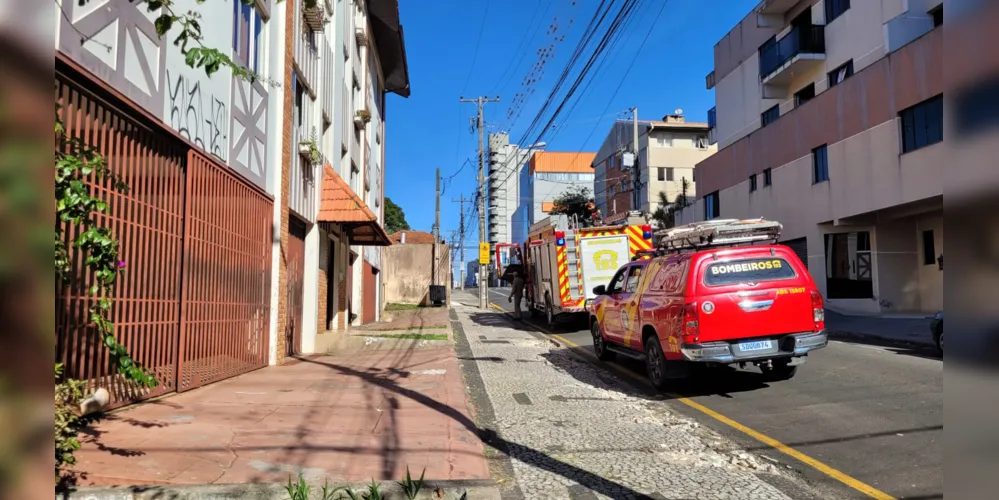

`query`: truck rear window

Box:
[703,258,796,286]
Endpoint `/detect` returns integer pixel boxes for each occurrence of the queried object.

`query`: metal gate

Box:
[781,237,809,272]
[177,151,273,391]
[286,217,307,356]
[55,68,273,408]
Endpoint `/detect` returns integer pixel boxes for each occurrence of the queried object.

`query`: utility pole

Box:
[451,194,469,290]
[631,106,641,211]
[460,95,500,309]
[433,168,441,287]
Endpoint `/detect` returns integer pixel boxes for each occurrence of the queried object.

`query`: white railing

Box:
[293,0,320,96]
[321,38,335,123]
[340,81,350,155]
[291,101,318,222]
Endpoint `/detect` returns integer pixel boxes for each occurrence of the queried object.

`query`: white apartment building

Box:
[487,132,535,246]
[680,0,945,314]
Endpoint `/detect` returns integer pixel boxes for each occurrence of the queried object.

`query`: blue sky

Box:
[384,0,758,250]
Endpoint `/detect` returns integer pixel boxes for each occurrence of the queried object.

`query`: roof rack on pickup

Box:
[655,218,783,252]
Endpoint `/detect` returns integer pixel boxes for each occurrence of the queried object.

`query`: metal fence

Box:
[55,69,273,409]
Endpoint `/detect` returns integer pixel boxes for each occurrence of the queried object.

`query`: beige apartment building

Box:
[678,0,946,314]
[593,113,716,220]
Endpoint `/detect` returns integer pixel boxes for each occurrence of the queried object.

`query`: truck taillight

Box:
[811,290,825,329]
[682,302,700,339]
[555,231,565,246]
[641,224,652,239]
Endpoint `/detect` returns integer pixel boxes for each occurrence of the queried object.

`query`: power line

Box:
[548,0,672,171]
[489,0,554,96]
[460,0,492,96]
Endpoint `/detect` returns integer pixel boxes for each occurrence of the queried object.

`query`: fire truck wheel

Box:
[591,321,615,361]
[644,336,670,390]
[544,294,556,329]
[760,360,798,382]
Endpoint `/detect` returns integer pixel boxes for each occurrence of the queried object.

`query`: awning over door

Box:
[318,166,391,246]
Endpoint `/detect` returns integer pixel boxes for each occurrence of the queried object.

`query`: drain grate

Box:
[482,340,511,344]
[511,392,533,405]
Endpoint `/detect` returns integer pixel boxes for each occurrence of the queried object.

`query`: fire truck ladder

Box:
[564,230,582,302]
[655,218,783,252]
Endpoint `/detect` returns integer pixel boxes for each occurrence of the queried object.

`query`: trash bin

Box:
[429,285,446,306]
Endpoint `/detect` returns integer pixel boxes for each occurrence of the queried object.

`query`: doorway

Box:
[286,216,307,356]
[325,238,336,330]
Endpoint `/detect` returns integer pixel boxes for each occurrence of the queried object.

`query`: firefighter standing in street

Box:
[503,249,526,320]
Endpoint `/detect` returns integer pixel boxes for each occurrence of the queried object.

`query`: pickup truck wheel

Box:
[591,321,615,361]
[644,336,670,390]
[760,361,797,382]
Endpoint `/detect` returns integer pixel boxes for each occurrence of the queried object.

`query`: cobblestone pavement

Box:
[451,301,811,500]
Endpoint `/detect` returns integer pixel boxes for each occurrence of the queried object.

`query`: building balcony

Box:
[756,0,801,27]
[293,0,320,96]
[759,25,826,87]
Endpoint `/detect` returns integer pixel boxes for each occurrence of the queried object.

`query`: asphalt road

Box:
[483,287,943,500]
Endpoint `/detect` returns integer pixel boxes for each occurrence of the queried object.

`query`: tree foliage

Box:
[650,177,692,230]
[384,197,410,234]
[548,186,596,223]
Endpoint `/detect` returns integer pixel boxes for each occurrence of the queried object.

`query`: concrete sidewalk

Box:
[71,347,489,488]
[824,310,936,347]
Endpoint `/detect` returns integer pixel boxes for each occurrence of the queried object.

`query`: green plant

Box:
[286,473,346,500]
[54,364,102,485]
[299,129,324,166]
[397,467,426,500]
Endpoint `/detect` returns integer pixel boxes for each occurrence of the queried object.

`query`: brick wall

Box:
[275,0,294,363]
[317,232,328,331]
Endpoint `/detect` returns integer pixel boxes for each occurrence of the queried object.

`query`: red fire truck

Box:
[523,213,653,328]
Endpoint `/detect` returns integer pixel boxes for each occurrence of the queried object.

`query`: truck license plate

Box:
[739,340,773,352]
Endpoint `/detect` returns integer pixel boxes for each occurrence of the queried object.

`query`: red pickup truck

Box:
[587,219,827,389]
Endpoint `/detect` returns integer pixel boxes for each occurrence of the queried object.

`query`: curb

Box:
[825,329,938,352]
[60,479,501,500]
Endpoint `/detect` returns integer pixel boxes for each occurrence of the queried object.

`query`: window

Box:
[704,191,720,220]
[900,94,944,153]
[828,60,854,88]
[293,73,305,127]
[232,1,264,72]
[696,135,709,149]
[763,168,773,186]
[749,174,758,192]
[607,268,628,294]
[930,5,943,27]
[794,83,816,107]
[654,133,673,147]
[625,265,644,293]
[703,258,796,287]
[922,230,936,266]
[657,168,665,181]
[812,145,829,183]
[824,231,873,299]
[761,104,780,127]
[825,0,850,24]
[666,167,674,181]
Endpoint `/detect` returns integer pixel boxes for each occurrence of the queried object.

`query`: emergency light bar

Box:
[656,218,782,252]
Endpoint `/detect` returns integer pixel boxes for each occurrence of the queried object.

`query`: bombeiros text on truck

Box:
[587,218,828,389]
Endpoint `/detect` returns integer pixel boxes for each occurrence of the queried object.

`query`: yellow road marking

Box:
[674,398,895,500]
[485,303,896,500]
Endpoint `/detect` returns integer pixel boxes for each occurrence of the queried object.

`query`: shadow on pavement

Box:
[298,357,666,500]
[827,331,942,360]
[539,347,772,402]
